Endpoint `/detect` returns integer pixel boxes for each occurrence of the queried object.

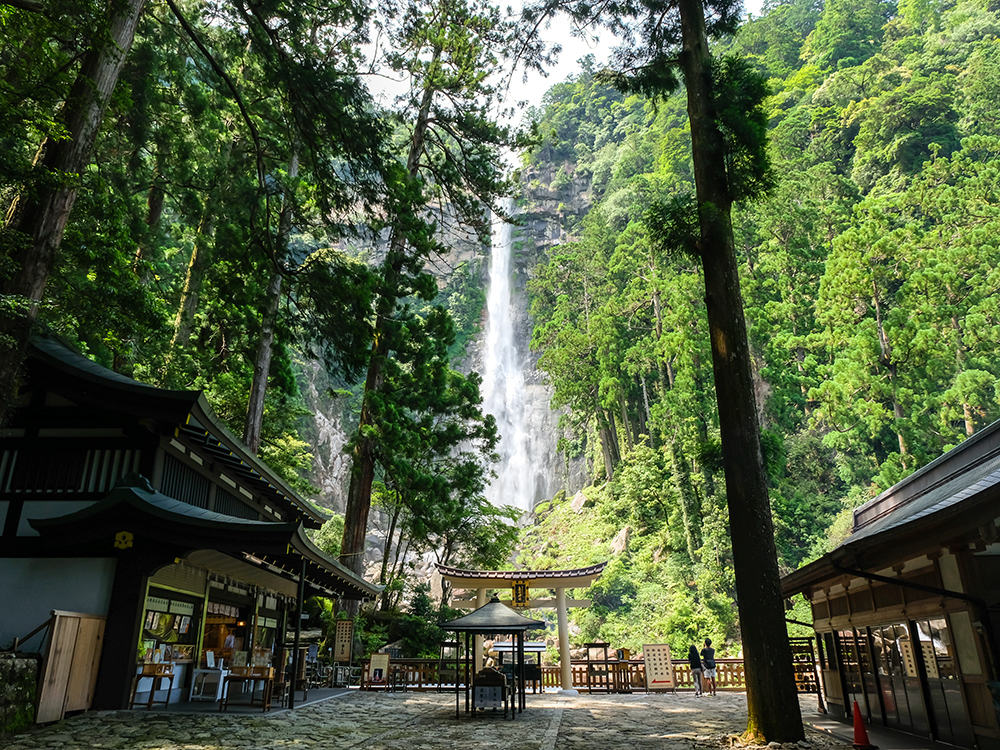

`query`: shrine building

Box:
[782,419,1000,750]
[436,562,607,691]
[1,334,378,719]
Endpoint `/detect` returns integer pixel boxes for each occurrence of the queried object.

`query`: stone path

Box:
[3,692,850,750]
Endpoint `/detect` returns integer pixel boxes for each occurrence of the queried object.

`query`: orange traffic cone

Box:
[852,700,878,750]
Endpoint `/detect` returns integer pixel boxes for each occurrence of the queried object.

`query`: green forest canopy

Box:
[2,0,1000,655]
[514,0,1000,652]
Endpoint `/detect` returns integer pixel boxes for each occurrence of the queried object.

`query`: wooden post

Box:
[475,587,487,673]
[92,549,158,710]
[557,588,573,691]
[289,559,306,710]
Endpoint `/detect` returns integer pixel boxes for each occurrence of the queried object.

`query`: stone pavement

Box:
[0,691,865,750]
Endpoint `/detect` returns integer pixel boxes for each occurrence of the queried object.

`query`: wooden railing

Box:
[360,657,749,692]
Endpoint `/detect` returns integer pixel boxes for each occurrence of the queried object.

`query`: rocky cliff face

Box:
[297,165,593,515]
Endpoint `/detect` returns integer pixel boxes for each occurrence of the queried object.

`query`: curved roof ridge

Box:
[28,333,326,527]
[435,562,607,579]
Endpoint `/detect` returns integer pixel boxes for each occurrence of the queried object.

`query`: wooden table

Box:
[129,663,174,710]
[220,666,274,712]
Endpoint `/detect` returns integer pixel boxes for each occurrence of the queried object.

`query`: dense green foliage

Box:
[6,0,1000,664]
[0,0,512,580]
[517,0,1000,652]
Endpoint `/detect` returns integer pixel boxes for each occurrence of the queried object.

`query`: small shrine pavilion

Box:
[436,562,607,691]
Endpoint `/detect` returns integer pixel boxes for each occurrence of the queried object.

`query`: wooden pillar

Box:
[91,549,159,710]
[516,630,525,711]
[289,559,306,710]
[556,587,574,691]
[475,587,487,672]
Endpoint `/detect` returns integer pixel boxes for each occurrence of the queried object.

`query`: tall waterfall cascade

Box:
[482,202,573,513]
[482,207,532,512]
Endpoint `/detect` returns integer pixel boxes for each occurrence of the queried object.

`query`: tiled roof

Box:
[435,562,607,580]
[850,451,1000,544]
[781,419,1000,596]
[27,333,326,528]
[439,596,546,632]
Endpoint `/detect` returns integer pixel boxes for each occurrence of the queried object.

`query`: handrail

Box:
[12,614,54,653]
[355,656,753,692]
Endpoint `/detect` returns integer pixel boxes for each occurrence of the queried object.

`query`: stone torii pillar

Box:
[435,562,607,693]
[556,587,573,691]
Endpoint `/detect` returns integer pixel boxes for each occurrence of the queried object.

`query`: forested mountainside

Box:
[512,0,1000,652]
[0,0,516,510]
[4,0,999,653]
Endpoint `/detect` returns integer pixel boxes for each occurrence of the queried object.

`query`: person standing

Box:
[701,638,717,696]
[687,645,704,695]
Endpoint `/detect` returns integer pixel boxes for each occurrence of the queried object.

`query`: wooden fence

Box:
[362,656,752,693]
[540,658,748,692]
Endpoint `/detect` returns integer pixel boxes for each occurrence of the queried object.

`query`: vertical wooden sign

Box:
[334,619,353,662]
[643,643,676,692]
[513,580,529,607]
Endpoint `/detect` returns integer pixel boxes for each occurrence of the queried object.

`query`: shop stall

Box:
[1,334,380,716]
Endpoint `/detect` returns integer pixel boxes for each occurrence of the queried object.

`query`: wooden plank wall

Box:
[36,611,106,723]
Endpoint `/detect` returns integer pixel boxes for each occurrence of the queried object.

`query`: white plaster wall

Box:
[0,558,116,651]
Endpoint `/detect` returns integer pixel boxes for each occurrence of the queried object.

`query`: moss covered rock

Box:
[0,655,38,738]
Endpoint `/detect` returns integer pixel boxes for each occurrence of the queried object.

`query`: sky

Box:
[367,0,766,117]
[515,0,765,110]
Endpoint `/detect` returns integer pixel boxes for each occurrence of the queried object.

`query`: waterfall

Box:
[482,203,534,512]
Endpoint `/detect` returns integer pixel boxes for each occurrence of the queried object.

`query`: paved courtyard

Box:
[4,691,850,750]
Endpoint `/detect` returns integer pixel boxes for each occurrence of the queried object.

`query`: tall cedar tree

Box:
[521,0,805,739]
[159,0,386,454]
[0,0,146,423]
[339,0,519,581]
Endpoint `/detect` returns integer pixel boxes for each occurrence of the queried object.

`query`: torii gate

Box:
[435,562,607,692]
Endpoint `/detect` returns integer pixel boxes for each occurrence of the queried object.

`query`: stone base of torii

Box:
[435,562,608,691]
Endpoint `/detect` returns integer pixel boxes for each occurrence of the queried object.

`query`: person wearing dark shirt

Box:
[687,644,703,696]
[700,638,717,696]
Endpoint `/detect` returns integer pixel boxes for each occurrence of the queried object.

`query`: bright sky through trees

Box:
[367,0,763,111]
[515,0,764,108]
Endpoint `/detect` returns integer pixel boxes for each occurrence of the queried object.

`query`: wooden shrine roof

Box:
[29,474,380,600]
[20,333,327,528]
[782,418,1000,597]
[436,562,607,589]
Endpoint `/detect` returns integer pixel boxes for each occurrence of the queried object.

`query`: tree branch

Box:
[162,0,266,191]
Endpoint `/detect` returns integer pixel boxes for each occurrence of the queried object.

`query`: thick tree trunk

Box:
[677,0,804,741]
[170,211,215,352]
[339,250,399,586]
[339,51,439,580]
[0,0,147,424]
[243,149,299,454]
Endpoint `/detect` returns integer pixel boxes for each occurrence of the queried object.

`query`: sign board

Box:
[643,643,675,691]
[513,580,530,607]
[169,600,195,616]
[369,652,390,685]
[334,619,353,662]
